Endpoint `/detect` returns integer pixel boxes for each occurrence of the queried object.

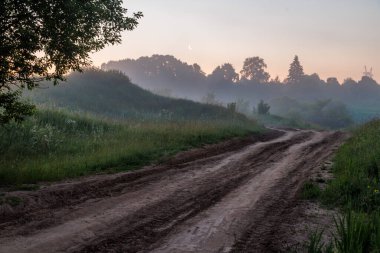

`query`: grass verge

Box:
[0,109,262,185]
[305,120,380,252]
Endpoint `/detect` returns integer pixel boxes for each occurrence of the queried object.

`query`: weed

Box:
[302,181,321,200]
[333,212,372,253]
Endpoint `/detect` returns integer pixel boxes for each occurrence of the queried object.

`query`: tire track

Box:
[0,130,346,253]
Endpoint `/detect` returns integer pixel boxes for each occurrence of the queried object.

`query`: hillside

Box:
[27,69,242,121]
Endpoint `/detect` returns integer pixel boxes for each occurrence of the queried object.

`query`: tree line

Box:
[101,55,380,124]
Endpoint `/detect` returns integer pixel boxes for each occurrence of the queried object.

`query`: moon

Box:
[188,44,193,51]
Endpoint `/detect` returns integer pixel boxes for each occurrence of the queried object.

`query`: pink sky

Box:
[91,0,380,83]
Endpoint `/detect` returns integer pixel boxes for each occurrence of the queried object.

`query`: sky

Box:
[91,0,380,82]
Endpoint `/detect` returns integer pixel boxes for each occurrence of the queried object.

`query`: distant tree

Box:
[192,64,206,76]
[326,77,340,86]
[240,57,270,83]
[102,55,206,93]
[359,76,378,86]
[208,63,239,83]
[286,55,304,84]
[1,0,142,124]
[257,100,270,115]
[271,76,282,84]
[342,78,357,86]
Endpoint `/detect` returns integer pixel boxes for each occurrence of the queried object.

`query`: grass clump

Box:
[307,230,334,253]
[0,109,261,186]
[302,181,322,200]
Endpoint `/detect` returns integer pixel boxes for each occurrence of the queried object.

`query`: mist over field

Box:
[100,54,379,128]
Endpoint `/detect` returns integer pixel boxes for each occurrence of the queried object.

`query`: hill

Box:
[27,69,243,121]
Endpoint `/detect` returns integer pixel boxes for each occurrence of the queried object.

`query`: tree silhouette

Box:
[0,0,142,123]
[257,100,270,115]
[208,63,239,83]
[240,57,270,83]
[286,56,304,84]
[326,77,340,86]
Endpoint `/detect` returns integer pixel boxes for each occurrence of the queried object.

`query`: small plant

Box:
[306,230,334,253]
[307,230,324,253]
[302,181,321,200]
[334,212,372,253]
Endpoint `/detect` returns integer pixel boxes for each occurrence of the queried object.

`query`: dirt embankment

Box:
[0,129,347,253]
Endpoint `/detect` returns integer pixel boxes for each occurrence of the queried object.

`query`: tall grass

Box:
[306,120,380,252]
[0,110,261,185]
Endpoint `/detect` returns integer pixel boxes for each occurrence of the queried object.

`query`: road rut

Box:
[0,129,347,253]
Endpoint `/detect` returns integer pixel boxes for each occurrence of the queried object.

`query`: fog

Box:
[101,54,380,128]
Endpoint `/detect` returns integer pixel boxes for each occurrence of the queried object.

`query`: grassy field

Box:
[306,120,380,253]
[0,110,261,186]
[254,113,316,130]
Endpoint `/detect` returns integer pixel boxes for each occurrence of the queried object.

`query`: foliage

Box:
[307,230,334,253]
[0,0,142,123]
[333,212,373,253]
[240,57,270,83]
[323,120,380,211]
[270,97,353,129]
[0,110,261,185]
[302,181,321,199]
[0,90,35,124]
[27,69,244,121]
[257,100,270,115]
[102,54,380,125]
[286,55,305,84]
[208,63,239,83]
[102,55,206,99]
[308,120,380,252]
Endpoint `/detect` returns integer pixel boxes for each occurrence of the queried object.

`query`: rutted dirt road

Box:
[0,129,347,253]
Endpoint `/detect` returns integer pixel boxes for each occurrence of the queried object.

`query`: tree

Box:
[257,100,270,115]
[208,63,239,83]
[0,0,143,124]
[326,77,340,86]
[240,57,270,83]
[286,55,304,84]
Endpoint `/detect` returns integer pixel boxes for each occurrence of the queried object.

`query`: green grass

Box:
[307,230,333,253]
[0,109,261,185]
[301,181,322,200]
[254,113,316,130]
[323,120,380,212]
[306,120,380,253]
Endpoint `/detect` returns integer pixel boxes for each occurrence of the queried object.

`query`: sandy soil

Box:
[0,129,347,253]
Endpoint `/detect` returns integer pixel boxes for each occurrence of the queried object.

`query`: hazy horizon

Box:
[91,0,380,82]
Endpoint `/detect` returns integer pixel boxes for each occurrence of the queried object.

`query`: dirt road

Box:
[0,129,347,253]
